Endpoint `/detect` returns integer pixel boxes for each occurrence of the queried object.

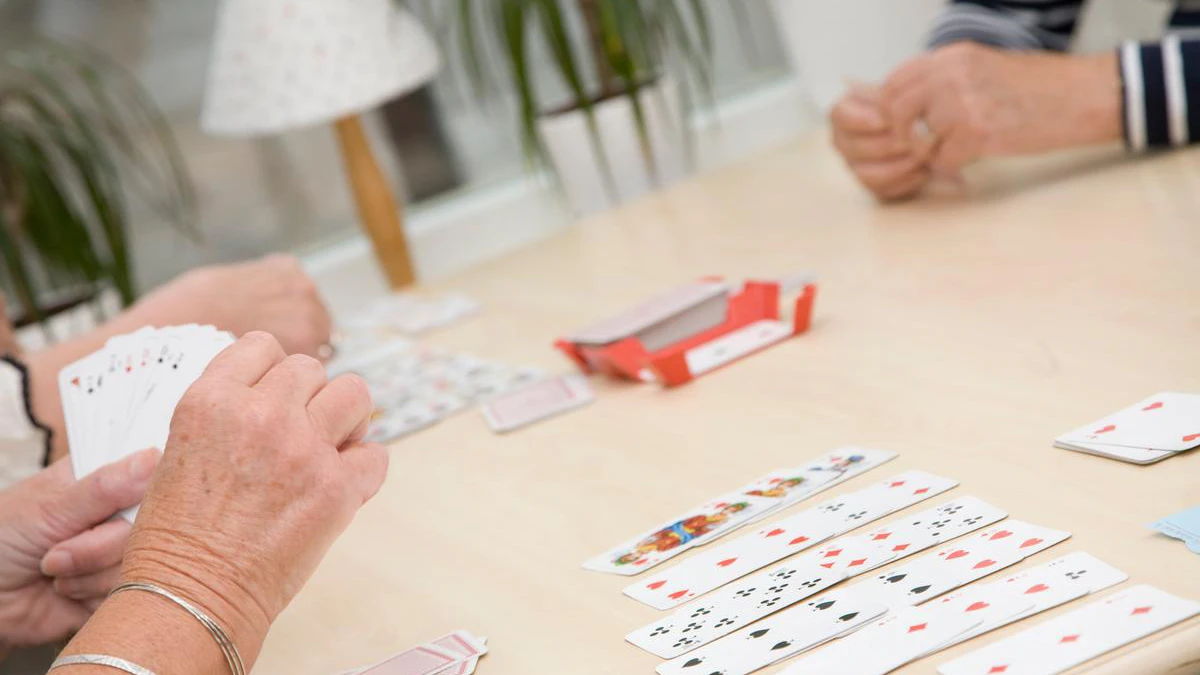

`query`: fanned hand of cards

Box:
[1054,392,1200,464]
[59,325,235,522]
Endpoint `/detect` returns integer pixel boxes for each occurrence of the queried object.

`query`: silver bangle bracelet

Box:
[109,581,246,675]
[49,654,159,675]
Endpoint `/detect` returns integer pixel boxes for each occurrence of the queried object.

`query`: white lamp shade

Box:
[201,0,440,137]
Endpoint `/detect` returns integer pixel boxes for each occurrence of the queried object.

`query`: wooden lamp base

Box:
[333,114,415,289]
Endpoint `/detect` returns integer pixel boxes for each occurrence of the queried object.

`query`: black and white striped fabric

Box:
[930,0,1200,151]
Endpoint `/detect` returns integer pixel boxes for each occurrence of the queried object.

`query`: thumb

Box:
[50,449,160,536]
[338,442,389,506]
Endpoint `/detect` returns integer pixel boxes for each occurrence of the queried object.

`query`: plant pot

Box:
[537,78,687,217]
[767,0,943,112]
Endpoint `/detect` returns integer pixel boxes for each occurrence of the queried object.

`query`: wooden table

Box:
[255,132,1200,675]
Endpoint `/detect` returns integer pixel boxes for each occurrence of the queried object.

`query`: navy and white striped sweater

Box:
[931,0,1200,151]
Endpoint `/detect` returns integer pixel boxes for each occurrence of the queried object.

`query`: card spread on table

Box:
[351,630,488,675]
[1054,392,1200,464]
[481,373,594,432]
[623,474,966,610]
[327,338,546,443]
[585,447,897,576]
[625,494,1004,659]
[937,585,1200,675]
[59,325,235,522]
[1150,505,1200,555]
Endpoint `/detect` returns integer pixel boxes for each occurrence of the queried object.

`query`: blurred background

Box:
[0,0,1166,342]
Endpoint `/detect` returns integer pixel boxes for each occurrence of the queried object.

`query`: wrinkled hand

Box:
[830,84,934,201]
[880,43,1121,173]
[0,450,158,646]
[121,333,388,658]
[130,254,332,358]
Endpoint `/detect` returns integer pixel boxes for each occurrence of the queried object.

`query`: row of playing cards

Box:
[60,325,234,521]
[337,630,487,675]
[583,447,898,575]
[1055,392,1200,464]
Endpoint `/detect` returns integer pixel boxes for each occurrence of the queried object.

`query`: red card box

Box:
[555,277,817,388]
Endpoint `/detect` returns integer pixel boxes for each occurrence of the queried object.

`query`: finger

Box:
[53,566,121,602]
[307,374,373,448]
[49,449,157,538]
[833,128,913,162]
[830,95,889,134]
[883,80,934,149]
[42,518,131,577]
[202,331,287,386]
[874,168,933,202]
[338,442,389,505]
[254,354,329,406]
[852,154,928,193]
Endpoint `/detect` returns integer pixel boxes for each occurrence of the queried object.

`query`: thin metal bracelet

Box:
[49,654,159,675]
[108,582,246,675]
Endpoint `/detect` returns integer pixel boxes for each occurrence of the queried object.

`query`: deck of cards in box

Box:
[556,273,818,387]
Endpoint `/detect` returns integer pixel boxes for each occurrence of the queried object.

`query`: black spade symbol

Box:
[749,629,769,639]
[911,584,932,595]
[814,600,835,610]
[884,573,908,584]
[839,612,860,622]
[771,641,793,651]
[682,658,703,668]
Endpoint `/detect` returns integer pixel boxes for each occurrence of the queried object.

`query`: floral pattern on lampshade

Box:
[201,0,439,137]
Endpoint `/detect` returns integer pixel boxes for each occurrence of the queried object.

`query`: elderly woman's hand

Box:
[119,332,388,660]
[0,450,159,646]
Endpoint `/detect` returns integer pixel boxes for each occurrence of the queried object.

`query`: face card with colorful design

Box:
[655,593,889,675]
[622,469,956,610]
[626,564,849,659]
[937,585,1200,675]
[585,448,896,575]
[1056,392,1200,454]
[779,606,985,675]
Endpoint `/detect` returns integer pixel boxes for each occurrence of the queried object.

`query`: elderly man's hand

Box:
[0,450,159,646]
[880,42,1121,173]
[830,85,934,202]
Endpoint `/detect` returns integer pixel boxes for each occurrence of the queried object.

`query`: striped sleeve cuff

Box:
[1119,37,1199,152]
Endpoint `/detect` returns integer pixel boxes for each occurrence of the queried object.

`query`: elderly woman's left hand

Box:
[0,449,158,646]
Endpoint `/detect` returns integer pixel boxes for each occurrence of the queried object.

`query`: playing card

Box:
[683,319,793,376]
[780,606,984,675]
[1149,505,1200,554]
[622,464,945,610]
[481,373,594,432]
[356,644,464,675]
[1056,392,1200,454]
[927,551,1128,651]
[938,585,1200,675]
[656,594,888,675]
[626,564,849,659]
[428,631,488,675]
[567,280,731,349]
[1054,440,1173,465]
[585,448,896,576]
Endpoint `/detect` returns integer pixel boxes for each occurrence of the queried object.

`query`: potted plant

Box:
[410,0,716,215]
[0,39,196,334]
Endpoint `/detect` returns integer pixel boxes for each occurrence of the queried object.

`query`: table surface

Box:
[255,131,1200,675]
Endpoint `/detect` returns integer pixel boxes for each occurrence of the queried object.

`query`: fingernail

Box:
[42,550,75,576]
[130,450,160,481]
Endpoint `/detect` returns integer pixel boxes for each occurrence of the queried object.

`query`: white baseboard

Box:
[306,76,815,311]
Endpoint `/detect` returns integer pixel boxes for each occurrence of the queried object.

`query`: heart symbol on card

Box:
[789,536,810,546]
[945,549,969,560]
[988,530,1013,541]
[717,558,737,568]
[1093,424,1117,435]
[1143,401,1164,411]
[647,581,666,590]
[668,590,689,600]
[1184,433,1200,443]
[1025,584,1050,594]
[966,602,990,612]
[765,528,786,538]
[1019,538,1044,549]
[973,559,998,570]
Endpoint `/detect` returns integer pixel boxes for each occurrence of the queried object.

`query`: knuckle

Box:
[283,353,325,378]
[241,330,281,350]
